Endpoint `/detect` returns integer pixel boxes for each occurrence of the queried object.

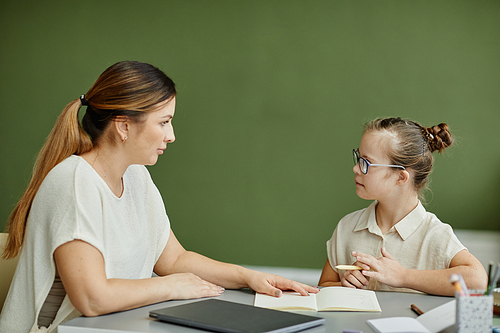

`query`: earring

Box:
[122,137,127,142]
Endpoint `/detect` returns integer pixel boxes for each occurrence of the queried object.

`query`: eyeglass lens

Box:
[353,149,368,174]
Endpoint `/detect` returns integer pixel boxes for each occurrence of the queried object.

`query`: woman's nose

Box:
[165,127,175,143]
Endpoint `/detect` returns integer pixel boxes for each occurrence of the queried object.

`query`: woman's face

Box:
[127,97,176,166]
[353,130,401,201]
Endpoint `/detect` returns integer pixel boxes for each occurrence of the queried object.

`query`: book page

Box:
[316,287,381,312]
[416,300,455,333]
[254,292,318,311]
[367,317,430,333]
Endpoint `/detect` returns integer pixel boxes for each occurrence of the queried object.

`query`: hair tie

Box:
[80,94,89,106]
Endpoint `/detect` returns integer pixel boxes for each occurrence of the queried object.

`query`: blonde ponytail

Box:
[3,99,92,259]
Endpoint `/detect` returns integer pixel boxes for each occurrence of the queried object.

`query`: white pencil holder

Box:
[455,290,493,333]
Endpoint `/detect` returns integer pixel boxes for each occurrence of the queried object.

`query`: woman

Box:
[0,61,318,333]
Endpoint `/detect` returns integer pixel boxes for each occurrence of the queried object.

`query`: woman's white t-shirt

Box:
[0,155,171,332]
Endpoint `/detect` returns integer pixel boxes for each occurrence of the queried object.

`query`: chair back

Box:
[0,233,19,311]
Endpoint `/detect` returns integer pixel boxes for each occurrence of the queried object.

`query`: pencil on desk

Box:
[410,304,424,316]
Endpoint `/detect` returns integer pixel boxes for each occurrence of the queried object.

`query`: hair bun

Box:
[425,123,453,153]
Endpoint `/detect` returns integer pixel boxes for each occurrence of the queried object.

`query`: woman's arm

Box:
[54,239,223,317]
[355,247,488,296]
[154,230,319,297]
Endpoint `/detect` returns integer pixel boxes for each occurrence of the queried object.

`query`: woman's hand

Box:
[353,247,407,288]
[161,273,225,300]
[340,255,370,289]
[244,270,319,297]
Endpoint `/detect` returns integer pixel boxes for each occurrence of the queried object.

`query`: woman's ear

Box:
[397,170,411,186]
[113,116,129,142]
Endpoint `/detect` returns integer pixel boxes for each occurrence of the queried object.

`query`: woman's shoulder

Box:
[42,155,86,183]
[40,155,105,196]
[47,155,93,177]
[125,164,150,178]
[124,164,154,187]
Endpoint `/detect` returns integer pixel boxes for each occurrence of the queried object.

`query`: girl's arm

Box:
[355,247,487,296]
[318,259,341,286]
[154,230,319,297]
[54,239,223,317]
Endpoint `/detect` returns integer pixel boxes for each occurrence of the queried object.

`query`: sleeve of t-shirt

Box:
[421,220,466,268]
[32,158,111,260]
[46,160,106,255]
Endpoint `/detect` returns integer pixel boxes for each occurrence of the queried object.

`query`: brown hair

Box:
[3,61,176,259]
[364,117,453,198]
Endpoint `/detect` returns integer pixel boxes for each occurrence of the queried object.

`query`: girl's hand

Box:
[340,256,370,289]
[354,247,407,288]
[244,270,320,297]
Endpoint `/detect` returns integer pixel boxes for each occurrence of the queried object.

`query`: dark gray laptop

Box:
[149,299,325,333]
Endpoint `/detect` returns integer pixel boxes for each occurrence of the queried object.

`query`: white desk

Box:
[59,289,456,333]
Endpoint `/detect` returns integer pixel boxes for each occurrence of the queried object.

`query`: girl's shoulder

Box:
[420,210,455,234]
[337,201,376,227]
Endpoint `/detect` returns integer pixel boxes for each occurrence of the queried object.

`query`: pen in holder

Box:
[494,288,500,315]
[455,289,493,333]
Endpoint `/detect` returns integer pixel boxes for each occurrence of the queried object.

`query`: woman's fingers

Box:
[163,273,224,300]
[288,281,320,296]
[246,271,319,297]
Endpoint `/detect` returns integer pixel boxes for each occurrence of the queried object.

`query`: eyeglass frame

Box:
[353,149,405,174]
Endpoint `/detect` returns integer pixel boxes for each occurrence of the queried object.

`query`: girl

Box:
[319,117,487,295]
[0,61,318,333]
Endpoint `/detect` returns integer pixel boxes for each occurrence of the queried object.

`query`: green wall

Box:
[1,1,499,269]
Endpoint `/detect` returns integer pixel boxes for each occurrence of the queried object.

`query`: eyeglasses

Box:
[353,149,405,174]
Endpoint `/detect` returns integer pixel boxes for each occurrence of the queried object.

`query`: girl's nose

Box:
[353,162,361,174]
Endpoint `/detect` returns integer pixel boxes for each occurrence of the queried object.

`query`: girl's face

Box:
[127,97,176,166]
[353,130,402,201]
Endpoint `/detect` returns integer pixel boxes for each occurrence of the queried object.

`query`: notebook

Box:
[149,298,325,333]
[366,300,455,333]
[254,287,381,312]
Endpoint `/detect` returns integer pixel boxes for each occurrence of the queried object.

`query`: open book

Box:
[254,287,381,312]
[367,300,455,333]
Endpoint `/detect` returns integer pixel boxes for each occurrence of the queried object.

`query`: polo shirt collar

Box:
[353,200,426,240]
[353,201,380,235]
